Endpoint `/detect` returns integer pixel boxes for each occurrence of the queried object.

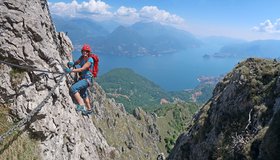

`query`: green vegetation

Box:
[96,68,215,155]
[98,68,214,113]
[169,84,215,105]
[155,102,199,153]
[92,94,200,157]
[0,105,40,160]
[97,68,170,113]
[9,67,26,89]
[177,58,280,159]
[92,100,161,159]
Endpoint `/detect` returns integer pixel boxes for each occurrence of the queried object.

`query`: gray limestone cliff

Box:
[0,0,166,160]
[0,0,116,159]
[168,58,280,160]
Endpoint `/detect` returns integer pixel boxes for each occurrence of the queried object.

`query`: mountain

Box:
[169,58,280,159]
[95,22,202,56]
[1,1,178,159]
[169,83,216,105]
[0,0,117,159]
[10,2,280,160]
[0,2,211,158]
[89,83,201,159]
[131,22,201,51]
[97,68,217,113]
[213,40,280,58]
[51,16,202,56]
[94,26,149,56]
[52,15,109,50]
[154,102,199,154]
[97,20,121,33]
[97,68,170,113]
[201,36,246,48]
[93,87,200,157]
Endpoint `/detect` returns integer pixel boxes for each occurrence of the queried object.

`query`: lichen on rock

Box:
[169,58,280,160]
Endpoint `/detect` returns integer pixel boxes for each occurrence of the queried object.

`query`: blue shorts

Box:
[70,79,90,98]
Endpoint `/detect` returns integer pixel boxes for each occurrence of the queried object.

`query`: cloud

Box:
[253,19,280,34]
[49,0,112,18]
[80,0,111,14]
[48,1,79,17]
[114,6,140,24]
[113,5,186,26]
[139,6,185,25]
[49,1,186,28]
[116,6,138,17]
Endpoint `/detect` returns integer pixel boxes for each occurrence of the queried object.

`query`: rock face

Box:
[0,0,169,159]
[92,88,163,159]
[168,58,280,160]
[0,0,115,159]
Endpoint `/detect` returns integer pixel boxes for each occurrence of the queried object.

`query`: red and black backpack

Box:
[88,53,99,78]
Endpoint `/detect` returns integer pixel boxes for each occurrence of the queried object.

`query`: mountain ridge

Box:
[97,68,170,113]
[53,15,202,56]
[0,1,199,159]
[213,39,280,58]
[53,15,280,59]
[0,0,117,159]
[168,58,280,159]
[97,68,215,113]
[3,1,280,160]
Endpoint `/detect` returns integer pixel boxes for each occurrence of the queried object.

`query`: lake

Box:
[73,47,243,91]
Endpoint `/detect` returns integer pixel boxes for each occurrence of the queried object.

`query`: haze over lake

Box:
[73,46,243,91]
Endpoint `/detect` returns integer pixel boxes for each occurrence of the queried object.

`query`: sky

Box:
[48,0,280,40]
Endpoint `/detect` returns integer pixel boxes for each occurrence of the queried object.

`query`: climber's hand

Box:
[67,61,75,68]
[64,68,72,73]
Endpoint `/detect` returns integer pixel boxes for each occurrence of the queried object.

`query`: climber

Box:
[64,44,95,116]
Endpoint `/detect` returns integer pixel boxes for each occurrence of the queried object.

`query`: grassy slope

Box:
[92,100,161,159]
[155,102,199,154]
[97,68,170,113]
[0,105,40,160]
[97,68,214,114]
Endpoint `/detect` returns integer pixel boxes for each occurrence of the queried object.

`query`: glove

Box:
[64,68,72,73]
[67,61,75,67]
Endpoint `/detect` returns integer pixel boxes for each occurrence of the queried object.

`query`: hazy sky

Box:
[48,0,280,40]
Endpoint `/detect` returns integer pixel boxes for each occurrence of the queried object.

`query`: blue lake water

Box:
[73,47,243,91]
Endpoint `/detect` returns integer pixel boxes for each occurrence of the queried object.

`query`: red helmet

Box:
[81,44,91,52]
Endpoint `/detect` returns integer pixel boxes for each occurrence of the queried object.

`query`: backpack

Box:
[89,53,99,78]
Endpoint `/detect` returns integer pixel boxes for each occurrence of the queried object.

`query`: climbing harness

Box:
[0,60,66,143]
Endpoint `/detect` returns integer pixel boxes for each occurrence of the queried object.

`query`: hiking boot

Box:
[75,105,84,112]
[82,109,93,116]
